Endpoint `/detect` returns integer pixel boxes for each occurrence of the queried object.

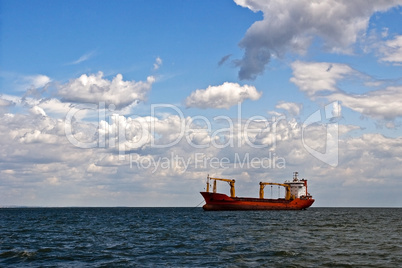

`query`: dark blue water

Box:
[0,207,401,267]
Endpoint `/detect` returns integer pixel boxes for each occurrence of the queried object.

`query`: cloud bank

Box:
[2,99,401,206]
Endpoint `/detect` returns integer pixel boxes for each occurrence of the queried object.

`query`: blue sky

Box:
[1,0,402,207]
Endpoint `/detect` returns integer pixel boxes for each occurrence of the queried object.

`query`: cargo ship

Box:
[200,172,314,211]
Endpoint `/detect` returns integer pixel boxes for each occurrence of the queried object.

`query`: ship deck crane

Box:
[206,175,235,198]
[259,182,292,200]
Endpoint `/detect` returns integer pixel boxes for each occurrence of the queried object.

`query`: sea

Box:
[0,207,401,267]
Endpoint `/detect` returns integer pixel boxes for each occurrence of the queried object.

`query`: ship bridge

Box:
[285,172,309,199]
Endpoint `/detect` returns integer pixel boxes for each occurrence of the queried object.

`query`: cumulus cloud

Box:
[379,35,402,64]
[234,0,402,80]
[275,101,302,116]
[58,72,155,109]
[290,61,357,96]
[185,82,262,109]
[36,98,80,119]
[24,74,51,88]
[29,106,47,117]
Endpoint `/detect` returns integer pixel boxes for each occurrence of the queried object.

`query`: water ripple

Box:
[0,207,401,267]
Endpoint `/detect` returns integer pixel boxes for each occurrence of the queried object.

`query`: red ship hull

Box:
[200,192,314,211]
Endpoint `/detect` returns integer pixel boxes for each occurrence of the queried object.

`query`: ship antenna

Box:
[206,174,210,192]
[293,172,299,182]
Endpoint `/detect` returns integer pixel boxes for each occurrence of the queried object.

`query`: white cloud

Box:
[379,35,402,64]
[381,27,389,38]
[290,61,357,96]
[24,74,51,88]
[58,72,155,109]
[87,163,117,174]
[1,94,25,106]
[68,51,96,65]
[46,176,60,185]
[29,106,47,117]
[37,98,80,119]
[329,86,402,120]
[1,68,401,206]
[153,57,163,70]
[1,169,15,175]
[185,82,262,109]
[0,97,15,108]
[291,61,402,121]
[234,0,402,80]
[19,129,60,144]
[0,72,51,90]
[275,101,302,116]
[1,99,402,206]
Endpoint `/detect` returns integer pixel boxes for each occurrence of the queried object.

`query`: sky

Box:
[1,0,402,207]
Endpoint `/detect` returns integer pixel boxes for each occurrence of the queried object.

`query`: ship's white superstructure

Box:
[285,172,310,199]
